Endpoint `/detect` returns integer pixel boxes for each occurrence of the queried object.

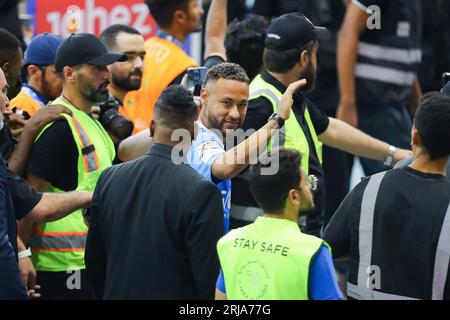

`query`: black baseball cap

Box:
[265,13,330,52]
[55,33,127,73]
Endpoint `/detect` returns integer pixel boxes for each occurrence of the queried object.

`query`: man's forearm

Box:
[320,118,410,163]
[337,23,358,104]
[213,120,280,180]
[8,127,38,177]
[29,191,92,223]
[204,0,228,60]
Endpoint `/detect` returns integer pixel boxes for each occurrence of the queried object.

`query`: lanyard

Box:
[156,31,184,49]
[21,85,47,107]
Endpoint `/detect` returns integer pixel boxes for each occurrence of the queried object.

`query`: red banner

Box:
[34,0,157,39]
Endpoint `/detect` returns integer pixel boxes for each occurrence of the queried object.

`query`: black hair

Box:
[145,0,190,28]
[99,24,141,50]
[225,15,268,81]
[153,85,197,129]
[0,28,22,67]
[204,62,249,86]
[263,41,314,73]
[414,92,450,159]
[248,149,303,213]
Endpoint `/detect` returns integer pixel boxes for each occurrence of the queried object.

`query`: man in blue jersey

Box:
[187,62,306,231]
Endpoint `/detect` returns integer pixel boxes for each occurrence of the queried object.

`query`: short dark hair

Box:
[153,85,197,129]
[0,28,22,66]
[204,62,249,86]
[414,92,450,159]
[248,149,303,213]
[145,0,189,28]
[225,15,268,81]
[100,24,141,50]
[263,41,314,73]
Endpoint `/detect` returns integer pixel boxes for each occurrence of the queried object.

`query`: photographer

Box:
[98,24,145,142]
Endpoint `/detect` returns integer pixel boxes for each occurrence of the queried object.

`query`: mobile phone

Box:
[186,67,207,90]
[442,72,450,88]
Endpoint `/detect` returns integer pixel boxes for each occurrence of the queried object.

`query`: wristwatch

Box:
[268,112,285,129]
[384,145,397,166]
[18,247,32,260]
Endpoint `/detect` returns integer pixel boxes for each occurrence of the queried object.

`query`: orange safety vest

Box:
[121,37,197,134]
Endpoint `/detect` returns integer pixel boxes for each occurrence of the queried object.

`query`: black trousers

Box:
[36,270,96,300]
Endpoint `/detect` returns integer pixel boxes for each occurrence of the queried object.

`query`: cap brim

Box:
[313,27,331,41]
[87,52,128,66]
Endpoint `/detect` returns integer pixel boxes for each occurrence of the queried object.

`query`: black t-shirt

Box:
[323,167,450,298]
[232,71,330,216]
[8,168,42,220]
[27,120,78,191]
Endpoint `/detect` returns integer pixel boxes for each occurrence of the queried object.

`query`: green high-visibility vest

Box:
[250,75,323,175]
[217,217,329,300]
[30,97,115,272]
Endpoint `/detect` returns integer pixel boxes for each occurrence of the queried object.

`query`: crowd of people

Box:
[0,0,449,300]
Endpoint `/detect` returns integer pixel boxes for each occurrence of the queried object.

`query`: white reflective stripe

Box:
[356,63,415,86]
[230,204,264,221]
[359,42,422,64]
[358,172,386,288]
[432,203,450,300]
[347,282,419,300]
[351,0,374,15]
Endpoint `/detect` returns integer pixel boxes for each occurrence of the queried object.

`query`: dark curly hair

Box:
[225,15,268,81]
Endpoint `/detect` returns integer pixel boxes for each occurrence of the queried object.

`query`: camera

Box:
[97,95,134,141]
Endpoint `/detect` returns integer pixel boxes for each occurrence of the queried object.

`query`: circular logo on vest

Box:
[237,260,270,299]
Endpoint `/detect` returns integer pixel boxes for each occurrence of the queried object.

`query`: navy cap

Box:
[265,13,330,52]
[55,33,127,73]
[24,32,63,66]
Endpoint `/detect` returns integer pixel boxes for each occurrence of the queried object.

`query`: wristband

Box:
[384,145,397,166]
[18,247,32,260]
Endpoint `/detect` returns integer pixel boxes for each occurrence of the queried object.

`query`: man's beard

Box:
[79,78,110,103]
[301,62,317,93]
[112,70,142,91]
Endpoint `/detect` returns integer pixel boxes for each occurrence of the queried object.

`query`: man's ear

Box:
[27,65,41,80]
[64,66,76,83]
[287,189,301,206]
[411,128,420,148]
[1,62,10,77]
[300,50,309,67]
[173,9,188,26]
[200,87,208,105]
[149,119,156,138]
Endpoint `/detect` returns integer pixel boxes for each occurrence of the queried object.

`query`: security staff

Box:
[324,93,450,300]
[337,0,423,175]
[18,33,126,299]
[122,0,203,133]
[216,149,342,300]
[231,13,412,234]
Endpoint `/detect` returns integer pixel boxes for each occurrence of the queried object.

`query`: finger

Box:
[286,79,307,94]
[180,74,189,89]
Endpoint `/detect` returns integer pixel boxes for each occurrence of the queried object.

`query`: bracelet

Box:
[384,145,397,166]
[18,247,32,260]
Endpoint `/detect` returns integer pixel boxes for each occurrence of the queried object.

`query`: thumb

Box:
[285,79,307,96]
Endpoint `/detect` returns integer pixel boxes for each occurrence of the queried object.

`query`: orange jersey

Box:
[121,37,197,134]
[9,87,44,117]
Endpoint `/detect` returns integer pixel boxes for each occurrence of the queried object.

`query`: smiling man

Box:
[18,33,126,299]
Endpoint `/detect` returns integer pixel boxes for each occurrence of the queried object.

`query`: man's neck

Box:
[198,112,225,142]
[108,84,125,104]
[61,88,92,113]
[267,70,300,88]
[159,27,187,44]
[409,151,448,176]
[27,78,43,95]
[264,212,298,223]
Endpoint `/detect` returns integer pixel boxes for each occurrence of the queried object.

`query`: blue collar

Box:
[156,31,184,49]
